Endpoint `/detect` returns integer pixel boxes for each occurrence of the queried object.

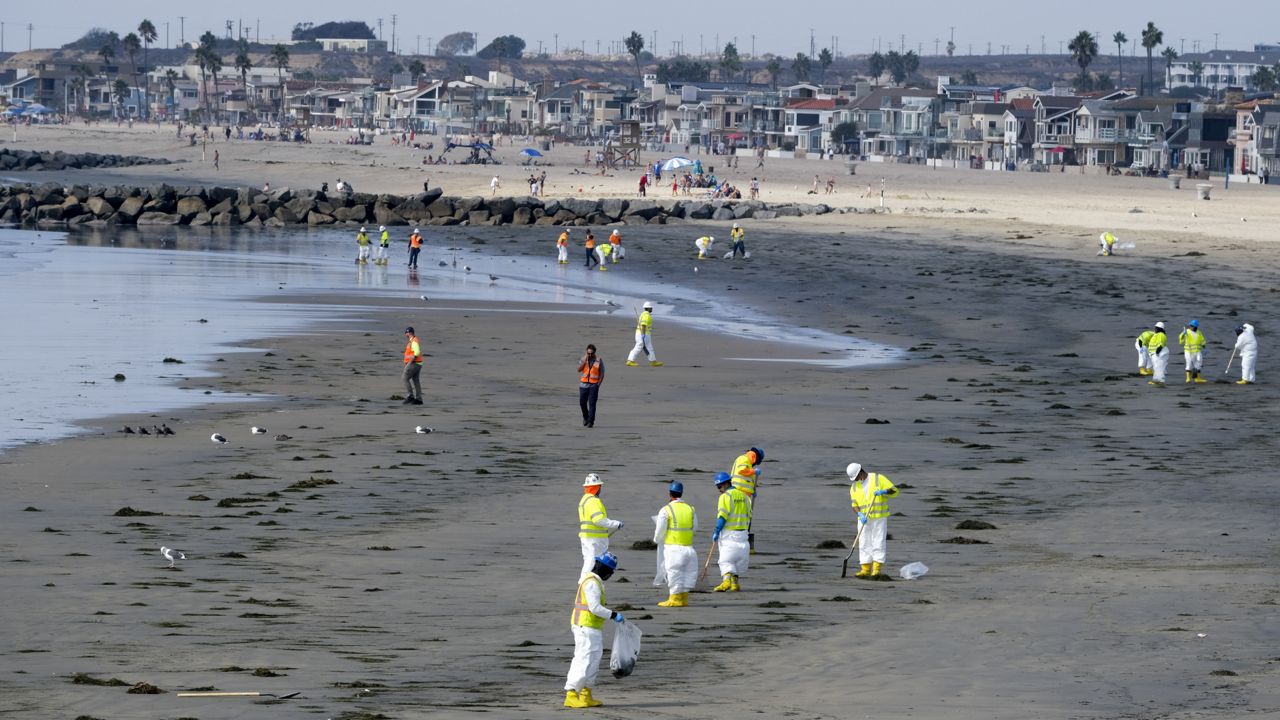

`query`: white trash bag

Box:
[899,561,929,580]
[651,514,666,587]
[609,620,643,678]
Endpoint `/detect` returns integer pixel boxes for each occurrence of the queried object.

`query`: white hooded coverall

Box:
[717,530,750,576]
[564,573,612,692]
[652,502,699,595]
[579,496,621,580]
[694,236,714,258]
[1136,337,1153,372]
[1235,323,1257,382]
[627,311,657,363]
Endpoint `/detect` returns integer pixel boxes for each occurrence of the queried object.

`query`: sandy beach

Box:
[1,123,1278,719]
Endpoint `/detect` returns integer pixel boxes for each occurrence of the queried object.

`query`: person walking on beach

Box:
[490,174,501,196]
[376,226,391,266]
[1178,319,1208,384]
[213,150,219,170]
[578,473,623,579]
[653,481,697,607]
[712,471,751,592]
[749,177,760,200]
[556,228,571,264]
[608,229,624,263]
[408,228,423,269]
[626,301,662,367]
[578,344,604,428]
[848,462,899,579]
[1233,323,1257,384]
[563,551,625,709]
[1146,321,1169,386]
[584,231,599,269]
[729,223,747,258]
[638,172,648,197]
[1135,325,1156,377]
[401,327,425,405]
[356,226,371,264]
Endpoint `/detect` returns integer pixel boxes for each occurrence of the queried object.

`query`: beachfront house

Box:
[1167,50,1279,94]
[783,97,841,155]
[1001,98,1037,165]
[1229,99,1280,176]
[1033,95,1084,165]
[946,101,1011,167]
[1182,108,1237,174]
[851,87,938,161]
[1073,100,1129,167]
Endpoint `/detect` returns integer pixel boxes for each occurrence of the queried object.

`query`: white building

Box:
[1168,50,1279,93]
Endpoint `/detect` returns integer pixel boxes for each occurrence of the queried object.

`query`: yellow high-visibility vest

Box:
[1179,328,1206,353]
[730,452,757,496]
[636,310,652,335]
[717,488,752,531]
[850,473,899,520]
[662,501,694,546]
[1147,331,1167,353]
[578,494,610,538]
[571,575,605,630]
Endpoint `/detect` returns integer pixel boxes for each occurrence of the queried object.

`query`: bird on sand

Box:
[211,433,228,444]
[160,546,186,568]
[251,426,267,434]
[489,274,499,282]
[273,433,292,441]
[415,426,433,434]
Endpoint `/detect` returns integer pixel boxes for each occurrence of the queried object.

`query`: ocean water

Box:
[0,226,901,453]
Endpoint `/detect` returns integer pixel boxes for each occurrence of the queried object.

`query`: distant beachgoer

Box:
[491,175,501,196]
[825,177,835,194]
[811,175,820,194]
[638,173,648,197]
[557,229,570,264]
[213,150,219,170]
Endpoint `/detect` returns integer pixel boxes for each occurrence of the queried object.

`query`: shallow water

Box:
[0,225,901,452]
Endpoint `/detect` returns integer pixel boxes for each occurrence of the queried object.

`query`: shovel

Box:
[178,691,301,699]
[840,503,867,578]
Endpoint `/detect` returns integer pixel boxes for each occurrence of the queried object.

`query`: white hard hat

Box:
[642,301,654,310]
[709,236,715,242]
[1155,321,1165,329]
[380,225,386,231]
[610,229,620,236]
[733,222,740,229]
[846,462,863,480]
[360,226,366,232]
[583,473,602,487]
[413,228,419,233]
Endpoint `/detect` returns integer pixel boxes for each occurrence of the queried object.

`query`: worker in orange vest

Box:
[408,228,423,269]
[608,229,624,263]
[402,326,424,405]
[578,343,604,427]
[584,230,598,268]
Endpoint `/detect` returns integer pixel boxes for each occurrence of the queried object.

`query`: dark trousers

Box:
[732,241,746,258]
[585,247,598,267]
[579,382,600,426]
[403,362,422,399]
[408,247,420,268]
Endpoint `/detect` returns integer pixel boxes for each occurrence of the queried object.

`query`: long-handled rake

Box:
[840,503,867,578]
[178,691,301,699]
[697,540,717,587]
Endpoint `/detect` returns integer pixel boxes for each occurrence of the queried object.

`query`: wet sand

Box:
[2,124,1279,719]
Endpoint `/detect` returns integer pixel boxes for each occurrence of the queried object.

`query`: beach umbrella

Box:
[24,103,52,114]
[520,148,543,157]
[661,157,694,172]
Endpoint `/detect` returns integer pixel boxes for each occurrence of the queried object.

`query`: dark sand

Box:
[1,215,1278,719]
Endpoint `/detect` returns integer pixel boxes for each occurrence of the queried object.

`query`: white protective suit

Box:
[694,236,714,258]
[716,529,750,576]
[1149,336,1169,383]
[652,503,699,595]
[1136,337,1153,373]
[564,573,613,692]
[857,516,889,564]
[1235,323,1257,383]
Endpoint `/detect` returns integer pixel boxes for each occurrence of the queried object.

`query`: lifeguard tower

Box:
[603,120,642,169]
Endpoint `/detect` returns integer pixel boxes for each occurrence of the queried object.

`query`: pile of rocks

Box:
[0,183,889,227]
[0,148,170,172]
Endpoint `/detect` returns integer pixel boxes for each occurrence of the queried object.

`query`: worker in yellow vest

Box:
[729,223,748,258]
[375,225,391,265]
[730,447,763,551]
[564,551,626,709]
[847,462,899,579]
[1135,327,1156,376]
[595,241,612,270]
[556,229,570,265]
[1098,231,1118,256]
[1178,319,1207,384]
[694,235,715,259]
[626,301,662,366]
[1147,321,1169,386]
[608,229,624,262]
[712,471,752,592]
[355,226,371,264]
[653,481,698,608]
[578,473,622,580]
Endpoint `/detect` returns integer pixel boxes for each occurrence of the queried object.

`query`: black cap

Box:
[404,326,415,334]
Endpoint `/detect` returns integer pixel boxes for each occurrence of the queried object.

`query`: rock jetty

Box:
[0,182,888,228]
[0,148,170,172]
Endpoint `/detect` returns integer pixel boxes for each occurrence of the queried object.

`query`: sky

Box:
[2,0,1276,58]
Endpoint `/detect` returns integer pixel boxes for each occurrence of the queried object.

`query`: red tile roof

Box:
[787,98,836,110]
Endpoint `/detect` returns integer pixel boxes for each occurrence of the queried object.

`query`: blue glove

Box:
[858,512,868,523]
[712,530,721,542]
[612,612,625,624]
[874,489,888,496]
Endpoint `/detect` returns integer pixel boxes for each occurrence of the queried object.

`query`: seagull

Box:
[138,426,151,435]
[273,433,292,441]
[211,433,228,444]
[464,265,472,273]
[415,426,433,434]
[251,426,267,434]
[420,295,429,301]
[694,266,699,273]
[438,261,448,267]
[161,424,174,436]
[488,274,499,282]
[160,546,186,568]
[122,426,135,434]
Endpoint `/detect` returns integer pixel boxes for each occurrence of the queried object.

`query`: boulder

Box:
[85,196,115,217]
[306,211,336,225]
[732,203,756,219]
[711,207,736,221]
[35,205,65,221]
[488,196,516,222]
[552,209,578,224]
[250,203,272,220]
[212,212,239,226]
[562,198,600,218]
[624,199,661,219]
[235,204,256,223]
[468,209,492,224]
[512,206,533,225]
[285,196,316,219]
[685,202,714,220]
[421,187,444,205]
[427,197,454,218]
[373,204,406,226]
[599,198,627,220]
[427,216,460,226]
[175,196,208,220]
[456,196,486,212]
[273,207,299,224]
[32,183,64,205]
[189,212,214,226]
[206,186,238,204]
[393,196,434,222]
[753,210,778,220]
[542,199,561,215]
[208,198,233,215]
[263,217,286,228]
[333,205,368,222]
[136,212,182,225]
[773,205,801,217]
[117,195,145,219]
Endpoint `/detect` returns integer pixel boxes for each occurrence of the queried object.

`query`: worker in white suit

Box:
[577,473,622,580]
[1234,323,1257,384]
[652,481,698,608]
[712,471,751,592]
[563,552,625,709]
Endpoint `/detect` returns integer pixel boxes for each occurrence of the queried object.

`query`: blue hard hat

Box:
[594,552,618,570]
[1189,319,1199,328]
[713,471,732,486]
[668,481,684,495]
[750,446,765,463]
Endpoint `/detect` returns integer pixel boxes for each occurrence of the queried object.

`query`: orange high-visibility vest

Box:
[410,233,422,249]
[585,235,596,249]
[580,358,602,384]
[403,335,423,364]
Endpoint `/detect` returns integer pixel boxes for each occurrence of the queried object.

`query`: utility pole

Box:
[1,22,5,54]
[225,20,233,40]
[751,34,755,58]
[28,23,33,51]
[1180,38,1185,54]
[1041,35,1045,54]
[179,16,185,46]
[811,28,816,59]
[1214,32,1219,51]
[934,38,940,55]
[554,33,558,55]
[164,22,168,49]
[391,14,397,54]
[416,35,421,54]
[700,34,703,56]
[900,34,905,54]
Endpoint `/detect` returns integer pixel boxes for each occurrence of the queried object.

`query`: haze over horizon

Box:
[3,0,1277,60]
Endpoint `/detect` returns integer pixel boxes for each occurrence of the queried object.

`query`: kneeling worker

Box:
[564,552,626,708]
[653,481,698,607]
[712,471,752,592]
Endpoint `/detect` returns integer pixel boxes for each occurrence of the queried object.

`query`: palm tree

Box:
[765,57,782,89]
[818,48,833,84]
[1188,60,1205,90]
[1113,32,1127,87]
[164,68,179,118]
[199,32,223,123]
[624,31,645,83]
[122,33,142,117]
[113,78,129,119]
[234,37,253,116]
[137,20,157,118]
[1069,30,1098,83]
[99,43,115,72]
[194,46,210,120]
[868,52,886,84]
[1141,22,1163,95]
[270,43,290,123]
[408,59,425,85]
[1161,47,1179,91]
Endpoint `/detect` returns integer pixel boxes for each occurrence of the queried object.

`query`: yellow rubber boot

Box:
[1138,368,1150,376]
[658,594,679,607]
[649,360,664,367]
[625,361,638,367]
[676,592,689,606]
[1194,372,1207,383]
[729,574,740,592]
[713,574,732,592]
[580,688,603,707]
[854,563,872,578]
[1237,379,1252,385]
[1185,371,1192,384]
[564,690,588,708]
[871,561,883,577]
